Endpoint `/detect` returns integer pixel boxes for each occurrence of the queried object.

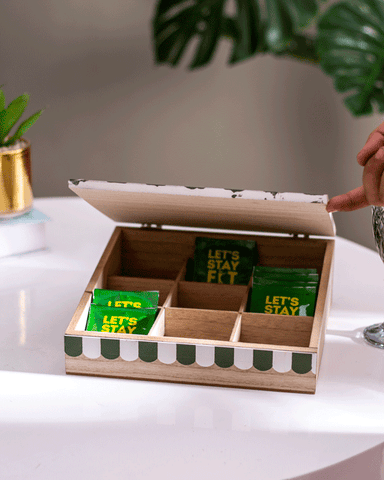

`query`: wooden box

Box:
[65,180,335,394]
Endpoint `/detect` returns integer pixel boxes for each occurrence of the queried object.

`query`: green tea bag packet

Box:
[193,237,257,285]
[253,266,318,276]
[250,284,317,316]
[252,277,319,287]
[86,304,157,335]
[253,266,319,283]
[93,289,159,309]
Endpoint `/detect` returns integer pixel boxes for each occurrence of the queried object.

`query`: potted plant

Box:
[0,87,43,217]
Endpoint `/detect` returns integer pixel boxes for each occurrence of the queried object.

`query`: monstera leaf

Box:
[152,0,321,69]
[264,0,319,53]
[153,0,259,69]
[317,0,384,116]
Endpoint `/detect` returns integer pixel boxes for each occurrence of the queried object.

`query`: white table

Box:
[1,197,384,480]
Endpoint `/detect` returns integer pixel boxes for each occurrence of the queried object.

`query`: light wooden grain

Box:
[164,307,238,342]
[148,307,165,336]
[66,355,316,393]
[85,228,122,292]
[172,281,247,311]
[310,241,335,374]
[309,240,334,350]
[69,185,335,237]
[229,315,242,342]
[107,276,174,306]
[240,313,313,348]
[65,292,93,334]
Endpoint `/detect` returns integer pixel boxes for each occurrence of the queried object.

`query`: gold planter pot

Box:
[0,139,33,218]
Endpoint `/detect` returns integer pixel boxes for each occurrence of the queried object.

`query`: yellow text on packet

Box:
[264,296,300,315]
[101,315,138,333]
[207,249,240,284]
[107,300,142,308]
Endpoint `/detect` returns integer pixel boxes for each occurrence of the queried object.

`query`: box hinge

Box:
[292,233,310,239]
[141,223,163,230]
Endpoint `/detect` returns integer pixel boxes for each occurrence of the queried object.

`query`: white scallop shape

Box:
[82,337,101,359]
[158,342,176,364]
[196,345,214,367]
[234,348,253,370]
[311,354,317,374]
[120,340,138,361]
[273,351,292,373]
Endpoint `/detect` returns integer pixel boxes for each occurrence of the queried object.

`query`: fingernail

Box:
[326,206,338,213]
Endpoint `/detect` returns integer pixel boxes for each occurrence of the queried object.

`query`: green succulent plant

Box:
[152,0,384,117]
[0,87,43,147]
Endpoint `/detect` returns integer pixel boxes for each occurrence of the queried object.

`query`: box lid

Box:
[68,180,336,237]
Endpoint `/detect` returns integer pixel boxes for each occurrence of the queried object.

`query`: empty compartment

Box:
[164,307,238,341]
[239,312,313,348]
[256,236,326,274]
[120,228,195,279]
[106,276,174,306]
[170,281,247,312]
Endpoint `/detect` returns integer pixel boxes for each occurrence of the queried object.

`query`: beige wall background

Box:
[0,0,381,250]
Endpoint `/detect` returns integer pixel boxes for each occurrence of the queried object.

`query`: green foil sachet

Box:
[250,284,317,316]
[86,304,157,335]
[92,289,159,309]
[250,267,319,316]
[193,237,257,285]
[252,266,318,280]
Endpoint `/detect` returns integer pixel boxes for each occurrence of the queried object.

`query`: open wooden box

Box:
[65,180,335,394]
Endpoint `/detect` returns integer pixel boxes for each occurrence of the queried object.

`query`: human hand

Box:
[326,121,384,212]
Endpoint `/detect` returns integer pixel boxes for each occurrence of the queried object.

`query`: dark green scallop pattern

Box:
[66,336,315,375]
[215,347,234,368]
[139,341,158,363]
[177,344,196,365]
[292,353,312,374]
[64,336,82,357]
[101,339,120,360]
[253,350,273,371]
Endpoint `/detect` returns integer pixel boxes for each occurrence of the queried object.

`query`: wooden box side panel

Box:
[309,241,335,375]
[66,292,93,335]
[85,227,123,292]
[309,240,334,356]
[65,354,316,394]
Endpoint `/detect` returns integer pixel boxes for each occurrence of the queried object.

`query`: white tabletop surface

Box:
[1,197,384,480]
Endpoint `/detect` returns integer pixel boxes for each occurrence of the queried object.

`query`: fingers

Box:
[357,122,384,166]
[328,147,384,212]
[326,186,369,212]
[330,122,384,213]
[362,147,384,205]
[357,131,384,166]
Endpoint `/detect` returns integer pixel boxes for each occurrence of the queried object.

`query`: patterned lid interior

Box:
[68,180,336,237]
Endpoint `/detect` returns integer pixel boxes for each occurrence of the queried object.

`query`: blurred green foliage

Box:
[0,87,43,147]
[152,0,384,116]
